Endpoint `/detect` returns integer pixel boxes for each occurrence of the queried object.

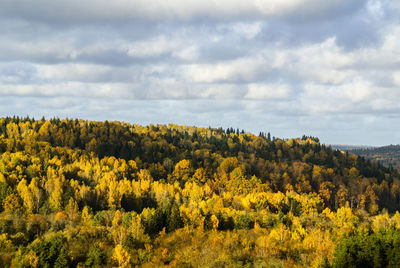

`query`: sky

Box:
[0,0,399,146]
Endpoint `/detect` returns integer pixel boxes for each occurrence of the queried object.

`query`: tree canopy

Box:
[0,116,399,267]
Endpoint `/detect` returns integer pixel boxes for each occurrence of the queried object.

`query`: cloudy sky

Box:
[0,0,399,145]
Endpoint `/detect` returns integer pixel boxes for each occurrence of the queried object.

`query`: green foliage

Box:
[166,203,183,233]
[0,182,13,212]
[54,248,69,268]
[332,229,400,268]
[122,212,133,228]
[93,210,113,227]
[235,214,254,230]
[141,208,165,236]
[30,236,69,268]
[85,243,106,266]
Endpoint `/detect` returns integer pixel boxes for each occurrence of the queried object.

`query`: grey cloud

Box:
[1,0,400,145]
[0,0,366,23]
[0,63,37,84]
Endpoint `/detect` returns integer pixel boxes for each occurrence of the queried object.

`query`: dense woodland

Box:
[350,145,400,170]
[1,117,400,267]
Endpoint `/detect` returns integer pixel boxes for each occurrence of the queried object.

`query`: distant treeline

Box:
[350,145,400,170]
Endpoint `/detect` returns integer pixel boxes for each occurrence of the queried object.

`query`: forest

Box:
[350,145,400,170]
[1,116,400,267]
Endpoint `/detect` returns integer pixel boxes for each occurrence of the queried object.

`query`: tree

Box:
[167,203,183,232]
[65,198,79,223]
[31,236,68,268]
[27,214,49,238]
[85,243,106,266]
[112,244,130,267]
[24,250,39,268]
[2,193,23,214]
[171,160,191,182]
[17,179,35,213]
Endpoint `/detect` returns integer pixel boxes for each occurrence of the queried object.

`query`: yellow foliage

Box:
[180,205,204,230]
[219,157,239,174]
[291,216,306,240]
[81,206,93,226]
[391,211,400,229]
[113,244,131,267]
[17,179,35,213]
[192,168,207,183]
[55,212,68,222]
[108,179,120,209]
[182,182,204,202]
[137,169,153,182]
[24,250,39,268]
[0,233,13,251]
[130,213,146,239]
[268,224,291,249]
[208,215,219,230]
[0,172,6,184]
[49,189,63,211]
[172,159,191,181]
[333,207,358,234]
[113,210,123,227]
[302,229,334,268]
[322,207,335,219]
[372,213,390,232]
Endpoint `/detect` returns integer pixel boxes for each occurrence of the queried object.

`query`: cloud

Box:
[245,83,291,99]
[0,0,399,145]
[231,22,263,40]
[184,57,266,83]
[0,0,364,23]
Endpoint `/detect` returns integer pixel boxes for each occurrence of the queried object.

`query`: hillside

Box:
[329,145,375,151]
[0,117,400,267]
[350,145,400,170]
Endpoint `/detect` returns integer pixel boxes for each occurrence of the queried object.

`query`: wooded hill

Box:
[350,145,400,170]
[0,117,400,267]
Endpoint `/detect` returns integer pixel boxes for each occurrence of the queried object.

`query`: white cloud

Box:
[294,37,354,69]
[0,83,134,99]
[184,57,266,83]
[245,83,291,99]
[393,72,400,86]
[366,0,384,19]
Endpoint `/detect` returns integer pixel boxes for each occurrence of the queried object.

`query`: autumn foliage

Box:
[0,117,399,267]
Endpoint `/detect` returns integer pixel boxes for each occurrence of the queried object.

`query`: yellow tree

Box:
[28,178,43,213]
[24,250,39,268]
[111,210,127,245]
[319,181,334,206]
[171,160,191,182]
[17,179,35,213]
[192,168,207,184]
[2,193,23,214]
[180,204,204,230]
[130,213,147,242]
[65,198,80,223]
[208,215,219,230]
[218,157,239,174]
[113,244,131,267]
[6,122,19,139]
[81,206,93,226]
